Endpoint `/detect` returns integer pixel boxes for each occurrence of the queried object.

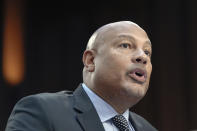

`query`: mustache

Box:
[127,65,146,73]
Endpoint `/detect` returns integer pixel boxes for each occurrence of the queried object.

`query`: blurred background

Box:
[0,0,197,130]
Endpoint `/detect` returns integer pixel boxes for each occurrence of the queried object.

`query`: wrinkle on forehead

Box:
[86,21,145,50]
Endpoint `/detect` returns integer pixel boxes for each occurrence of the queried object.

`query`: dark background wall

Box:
[1,0,197,130]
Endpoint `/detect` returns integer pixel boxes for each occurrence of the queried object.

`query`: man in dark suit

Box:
[6,21,157,131]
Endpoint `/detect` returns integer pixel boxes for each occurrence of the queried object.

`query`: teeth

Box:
[135,72,143,77]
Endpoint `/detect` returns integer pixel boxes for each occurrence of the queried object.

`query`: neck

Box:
[101,94,136,114]
[83,81,139,114]
[90,86,137,114]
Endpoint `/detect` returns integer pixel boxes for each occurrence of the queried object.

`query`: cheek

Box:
[147,63,152,76]
[107,56,128,76]
[95,53,128,80]
[110,50,130,66]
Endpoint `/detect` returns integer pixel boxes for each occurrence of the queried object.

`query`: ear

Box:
[82,50,95,72]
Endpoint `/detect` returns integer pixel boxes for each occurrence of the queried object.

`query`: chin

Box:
[122,82,148,99]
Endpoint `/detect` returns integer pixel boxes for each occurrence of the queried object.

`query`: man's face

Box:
[93,24,152,101]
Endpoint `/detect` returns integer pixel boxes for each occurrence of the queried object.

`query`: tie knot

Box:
[112,115,130,131]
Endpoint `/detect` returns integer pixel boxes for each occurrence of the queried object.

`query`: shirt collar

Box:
[82,83,130,122]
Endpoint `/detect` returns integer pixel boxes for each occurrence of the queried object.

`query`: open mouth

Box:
[129,68,147,84]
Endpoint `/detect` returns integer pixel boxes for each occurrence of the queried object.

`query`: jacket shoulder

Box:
[5,90,74,131]
[23,90,73,102]
[130,112,158,131]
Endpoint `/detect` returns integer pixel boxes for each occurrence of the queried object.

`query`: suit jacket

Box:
[5,84,157,131]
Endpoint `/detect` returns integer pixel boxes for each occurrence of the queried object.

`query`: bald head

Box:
[86,21,148,51]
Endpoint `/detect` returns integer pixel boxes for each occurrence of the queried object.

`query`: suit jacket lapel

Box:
[129,112,142,131]
[73,84,105,131]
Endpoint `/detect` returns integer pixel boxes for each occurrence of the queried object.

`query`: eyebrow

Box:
[117,34,152,46]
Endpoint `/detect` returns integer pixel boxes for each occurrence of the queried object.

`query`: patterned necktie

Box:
[112,115,130,131]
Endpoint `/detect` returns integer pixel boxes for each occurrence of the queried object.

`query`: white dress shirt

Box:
[82,83,135,131]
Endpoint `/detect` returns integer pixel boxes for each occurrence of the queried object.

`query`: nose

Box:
[132,54,147,65]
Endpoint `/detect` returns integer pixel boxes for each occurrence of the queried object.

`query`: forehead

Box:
[116,34,151,46]
[86,22,151,50]
[100,24,151,46]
